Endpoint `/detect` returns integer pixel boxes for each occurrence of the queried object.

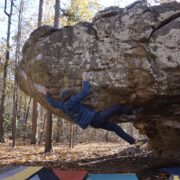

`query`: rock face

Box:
[18,1,180,162]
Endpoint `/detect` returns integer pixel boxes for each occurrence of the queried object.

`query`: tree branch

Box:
[4,0,10,16]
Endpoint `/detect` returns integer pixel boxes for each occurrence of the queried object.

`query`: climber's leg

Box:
[101,121,135,144]
[99,104,134,118]
[90,104,133,128]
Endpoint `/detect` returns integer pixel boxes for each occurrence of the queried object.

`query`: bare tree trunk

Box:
[0,0,14,143]
[43,0,60,152]
[31,99,38,143]
[44,111,53,153]
[56,117,63,143]
[23,97,31,140]
[38,0,44,26]
[30,100,38,144]
[69,123,74,148]
[12,0,24,147]
[38,107,46,144]
[24,97,32,123]
[22,95,27,139]
[17,91,22,118]
[12,77,18,146]
[30,0,44,145]
[54,0,60,28]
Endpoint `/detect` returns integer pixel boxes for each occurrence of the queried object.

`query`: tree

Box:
[30,100,38,144]
[44,0,61,152]
[54,0,60,28]
[22,96,32,139]
[31,0,44,145]
[43,0,101,26]
[38,107,46,144]
[61,0,101,26]
[56,117,63,142]
[38,0,44,27]
[0,0,14,143]
[44,111,52,152]
[11,0,24,147]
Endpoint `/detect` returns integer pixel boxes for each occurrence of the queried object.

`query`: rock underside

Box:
[18,1,180,166]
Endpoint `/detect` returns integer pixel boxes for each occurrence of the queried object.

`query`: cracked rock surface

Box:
[18,1,180,162]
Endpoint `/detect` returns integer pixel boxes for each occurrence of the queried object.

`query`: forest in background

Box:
[0,0,175,154]
[0,0,140,154]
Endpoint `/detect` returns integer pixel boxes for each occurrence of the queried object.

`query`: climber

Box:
[38,72,147,147]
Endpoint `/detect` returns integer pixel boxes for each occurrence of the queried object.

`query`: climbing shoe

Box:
[134,139,148,148]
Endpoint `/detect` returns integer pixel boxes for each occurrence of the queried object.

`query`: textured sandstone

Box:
[18,1,180,161]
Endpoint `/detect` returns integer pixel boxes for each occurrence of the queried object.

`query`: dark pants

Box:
[90,104,135,144]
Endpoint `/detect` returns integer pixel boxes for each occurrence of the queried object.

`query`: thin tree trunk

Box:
[12,84,18,146]
[24,97,32,123]
[30,0,44,145]
[56,117,63,143]
[23,97,31,140]
[12,0,24,147]
[54,0,60,28]
[38,0,44,26]
[0,0,14,143]
[12,83,18,146]
[43,0,61,152]
[44,111,53,153]
[38,108,46,145]
[30,100,38,144]
[17,91,22,118]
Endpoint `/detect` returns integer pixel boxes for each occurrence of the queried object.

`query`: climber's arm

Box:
[70,72,91,103]
[70,81,90,102]
[44,92,63,109]
[38,85,63,109]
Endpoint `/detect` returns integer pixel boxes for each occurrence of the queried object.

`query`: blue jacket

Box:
[45,81,95,129]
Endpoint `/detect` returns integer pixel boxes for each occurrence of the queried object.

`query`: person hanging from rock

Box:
[38,72,147,147]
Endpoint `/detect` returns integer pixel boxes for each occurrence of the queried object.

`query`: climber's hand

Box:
[41,86,48,95]
[82,72,89,81]
[36,84,48,95]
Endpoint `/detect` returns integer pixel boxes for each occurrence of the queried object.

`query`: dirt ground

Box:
[0,140,170,179]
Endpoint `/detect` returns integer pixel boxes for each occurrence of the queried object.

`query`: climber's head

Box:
[59,88,73,102]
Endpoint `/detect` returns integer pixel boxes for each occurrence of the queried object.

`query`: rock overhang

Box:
[17,1,180,159]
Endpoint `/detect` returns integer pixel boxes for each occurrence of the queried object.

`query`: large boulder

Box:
[18,1,180,162]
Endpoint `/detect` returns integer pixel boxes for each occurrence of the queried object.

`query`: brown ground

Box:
[0,140,172,179]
